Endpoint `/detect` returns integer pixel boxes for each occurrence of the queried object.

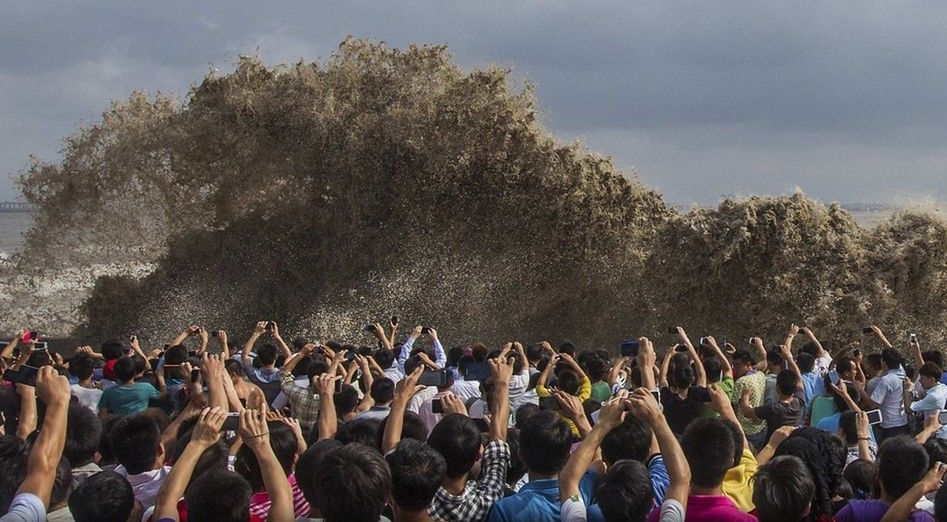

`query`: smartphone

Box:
[211,330,220,337]
[650,390,661,404]
[419,369,449,387]
[852,348,861,358]
[221,412,240,431]
[463,363,491,382]
[863,327,874,334]
[699,337,707,346]
[344,349,357,362]
[828,369,840,386]
[865,409,883,425]
[938,411,947,425]
[690,387,712,403]
[620,340,640,358]
[421,327,431,335]
[910,334,918,345]
[31,342,48,351]
[190,368,201,381]
[667,327,678,334]
[674,344,688,353]
[266,321,275,331]
[334,377,344,394]
[4,366,40,386]
[363,323,375,333]
[431,398,444,414]
[391,316,398,327]
[540,396,560,412]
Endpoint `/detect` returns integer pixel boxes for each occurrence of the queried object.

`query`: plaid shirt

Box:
[280,372,321,431]
[429,439,510,522]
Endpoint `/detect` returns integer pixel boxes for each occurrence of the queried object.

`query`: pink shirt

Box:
[248,473,311,519]
[648,494,757,522]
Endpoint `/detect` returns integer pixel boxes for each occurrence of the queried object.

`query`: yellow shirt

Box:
[721,447,758,512]
[536,377,592,436]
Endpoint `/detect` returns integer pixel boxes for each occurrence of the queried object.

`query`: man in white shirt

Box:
[862,348,909,443]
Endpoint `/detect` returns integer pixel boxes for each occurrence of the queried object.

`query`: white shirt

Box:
[114,464,171,512]
[71,383,103,413]
[870,368,908,428]
[451,379,481,401]
[910,382,947,439]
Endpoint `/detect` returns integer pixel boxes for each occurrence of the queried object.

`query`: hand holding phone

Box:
[620,340,640,358]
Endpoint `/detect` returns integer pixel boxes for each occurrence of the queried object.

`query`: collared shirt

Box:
[280,372,321,431]
[114,464,171,512]
[398,336,447,372]
[870,368,908,428]
[431,439,510,522]
[355,405,391,421]
[911,382,947,439]
[732,371,767,436]
[722,447,759,512]
[488,470,600,522]
[801,371,825,406]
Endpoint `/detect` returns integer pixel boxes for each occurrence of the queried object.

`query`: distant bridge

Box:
[0,202,33,212]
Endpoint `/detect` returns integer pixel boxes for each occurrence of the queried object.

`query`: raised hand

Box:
[35,366,70,407]
[192,407,227,447]
[627,388,662,424]
[440,393,468,416]
[253,321,267,335]
[238,409,270,452]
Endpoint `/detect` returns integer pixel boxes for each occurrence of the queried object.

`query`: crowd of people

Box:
[0,319,946,521]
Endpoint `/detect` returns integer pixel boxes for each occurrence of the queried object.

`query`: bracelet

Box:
[858,437,870,441]
[245,432,269,439]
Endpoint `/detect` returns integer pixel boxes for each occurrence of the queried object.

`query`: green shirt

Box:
[733,372,767,435]
[590,381,613,403]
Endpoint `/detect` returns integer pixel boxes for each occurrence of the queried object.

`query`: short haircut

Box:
[925,439,947,468]
[796,352,815,374]
[234,422,297,491]
[427,414,482,479]
[844,459,877,498]
[186,469,252,522]
[109,415,161,475]
[100,340,125,361]
[703,356,722,384]
[306,356,330,381]
[752,456,815,522]
[881,349,902,371]
[296,439,343,509]
[556,369,580,395]
[601,415,653,466]
[515,403,540,429]
[766,350,784,368]
[370,378,395,404]
[164,345,188,365]
[256,343,278,366]
[224,359,245,378]
[374,348,395,370]
[732,349,754,365]
[68,471,134,522]
[313,443,391,522]
[386,440,446,512]
[920,362,942,380]
[335,418,381,447]
[333,384,360,416]
[878,435,928,499]
[583,356,609,381]
[69,353,96,381]
[597,459,653,522]
[838,411,859,444]
[378,411,427,450]
[775,429,846,518]
[923,350,945,369]
[65,403,103,467]
[800,342,820,358]
[525,343,544,362]
[113,356,138,382]
[682,418,736,489]
[0,437,72,514]
[776,369,797,396]
[667,355,695,389]
[835,356,856,376]
[518,410,573,476]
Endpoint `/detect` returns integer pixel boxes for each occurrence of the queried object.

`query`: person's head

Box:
[776,369,798,397]
[68,471,135,522]
[837,411,861,444]
[113,356,139,383]
[796,352,815,374]
[558,342,577,357]
[835,356,857,381]
[525,344,544,364]
[385,439,446,514]
[0,436,72,513]
[234,422,298,491]
[69,353,96,381]
[370,378,395,405]
[703,356,723,384]
[427,414,482,479]
[775,429,846,518]
[515,403,540,429]
[766,350,785,374]
[556,369,580,395]
[667,354,694,390]
[864,353,882,375]
[100,340,125,361]
[596,459,654,522]
[844,459,877,500]
[923,350,945,369]
[333,384,361,419]
[186,469,252,522]
[926,439,947,469]
[295,439,343,515]
[374,348,395,370]
[109,415,163,474]
[731,349,755,379]
[833,384,862,413]
[335,418,382,447]
[255,343,278,366]
[681,418,736,490]
[65,403,102,468]
[878,435,928,500]
[583,356,609,383]
[752,456,815,522]
[378,411,428,451]
[313,443,391,522]
[800,342,820,359]
[601,414,653,466]
[518,410,574,476]
[881,348,902,372]
[306,356,330,384]
[919,362,943,390]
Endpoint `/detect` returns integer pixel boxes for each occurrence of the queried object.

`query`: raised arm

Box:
[0,329,24,359]
[429,328,447,368]
[784,323,800,356]
[15,384,37,440]
[880,462,947,522]
[489,353,514,442]
[629,388,691,507]
[659,346,674,389]
[17,367,70,510]
[560,395,626,503]
[779,343,804,391]
[868,325,894,349]
[129,335,152,372]
[678,330,707,387]
[269,322,293,359]
[910,334,924,371]
[388,317,398,350]
[243,322,267,369]
[240,409,294,522]
[751,337,768,372]
[169,326,197,349]
[704,336,733,380]
[313,374,338,441]
[196,327,209,356]
[636,337,658,390]
[398,326,421,371]
[217,330,231,360]
[800,326,828,359]
[382,367,423,453]
[154,407,226,522]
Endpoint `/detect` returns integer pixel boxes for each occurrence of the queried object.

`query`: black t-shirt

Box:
[661,386,707,435]
[753,390,804,437]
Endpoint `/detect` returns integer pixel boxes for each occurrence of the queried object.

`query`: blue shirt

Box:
[98,382,159,415]
[801,371,825,407]
[488,471,601,522]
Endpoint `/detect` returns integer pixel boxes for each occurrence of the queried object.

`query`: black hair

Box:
[753,455,815,522]
[515,403,540,429]
[333,384,361,417]
[681,418,736,489]
[925,439,947,469]
[0,436,72,514]
[526,344,544,362]
[800,342,820,358]
[732,349,755,365]
[775,428,845,520]
[556,369,580,395]
[378,411,427,451]
[559,342,577,356]
[296,439,343,510]
[313,443,391,522]
[835,356,856,376]
[776,369,798,396]
[878,435,928,499]
[186,469,252,522]
[374,348,395,370]
[427,414,482,479]
[920,362,942,380]
[386,439,446,512]
[838,411,859,444]
[505,428,526,486]
[667,354,695,389]
[292,354,313,378]
[796,352,815,374]
[164,344,188,365]
[113,356,138,382]
[370,378,395,404]
[766,350,784,368]
[234,422,298,491]
[923,350,945,369]
[881,348,902,371]
[865,353,882,372]
[844,459,877,499]
[518,410,573,476]
[69,353,96,381]
[597,459,654,522]
[65,403,102,468]
[100,340,125,361]
[224,358,245,378]
[601,415,653,466]
[703,356,723,384]
[256,343,278,366]
[109,415,161,475]
[68,471,134,522]
[336,418,381,447]
[583,356,609,382]
[306,356,330,382]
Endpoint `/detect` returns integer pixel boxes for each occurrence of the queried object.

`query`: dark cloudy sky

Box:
[3,1,947,205]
